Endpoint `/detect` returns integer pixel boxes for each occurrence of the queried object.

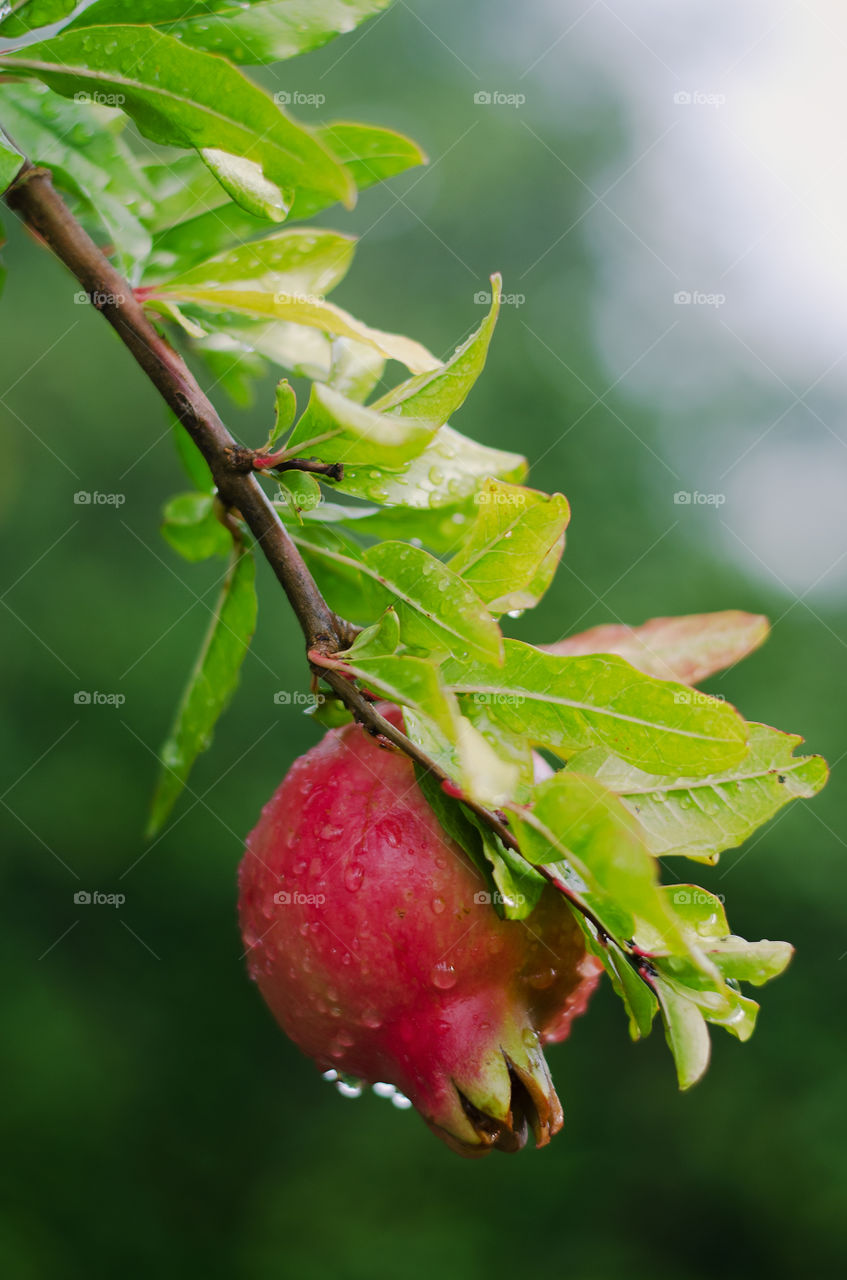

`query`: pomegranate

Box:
[238,706,601,1156]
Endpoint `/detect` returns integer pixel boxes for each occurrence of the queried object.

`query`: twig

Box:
[2,158,529,871]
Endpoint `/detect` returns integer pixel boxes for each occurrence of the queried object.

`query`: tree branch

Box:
[4,160,615,944]
[5,162,348,655]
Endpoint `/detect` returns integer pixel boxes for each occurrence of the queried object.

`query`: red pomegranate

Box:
[238,705,601,1156]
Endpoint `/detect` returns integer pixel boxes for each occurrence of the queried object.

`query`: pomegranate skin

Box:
[238,706,601,1155]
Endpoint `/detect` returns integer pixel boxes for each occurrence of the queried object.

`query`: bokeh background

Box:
[2,1,845,1276]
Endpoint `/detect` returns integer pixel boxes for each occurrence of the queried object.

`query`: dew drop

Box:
[335,1080,363,1098]
[373,1081,395,1098]
[431,962,457,990]
[361,1008,383,1029]
[431,897,446,915]
[391,1091,413,1110]
[344,861,365,892]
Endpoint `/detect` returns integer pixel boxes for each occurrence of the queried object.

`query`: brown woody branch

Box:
[4,159,644,966]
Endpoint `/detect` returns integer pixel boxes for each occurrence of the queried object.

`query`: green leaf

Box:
[147,275,438,374]
[0,0,76,36]
[282,381,437,467]
[508,772,680,946]
[161,492,232,561]
[659,886,793,986]
[371,279,500,420]
[0,129,25,195]
[289,532,503,662]
[320,651,457,739]
[274,471,322,524]
[267,379,297,448]
[289,120,425,219]
[71,0,392,65]
[146,124,425,276]
[362,541,503,664]
[148,544,257,835]
[543,610,770,685]
[289,526,382,622]
[342,607,401,659]
[148,227,355,299]
[568,723,828,863]
[327,336,385,403]
[449,478,570,615]
[653,977,711,1090]
[0,26,355,215]
[193,334,267,409]
[336,423,527,507]
[444,639,750,777]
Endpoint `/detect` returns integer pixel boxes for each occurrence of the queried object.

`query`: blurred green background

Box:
[2,1,845,1276]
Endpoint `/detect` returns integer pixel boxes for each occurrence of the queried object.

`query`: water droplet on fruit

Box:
[336,1080,363,1098]
[373,1081,395,1098]
[321,823,343,840]
[431,962,457,990]
[527,967,557,990]
[380,818,403,848]
[336,1029,355,1047]
[293,858,307,875]
[361,1009,383,1029]
[431,897,445,915]
[391,1091,413,1110]
[344,861,365,892]
[322,1069,338,1082]
[299,922,310,937]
